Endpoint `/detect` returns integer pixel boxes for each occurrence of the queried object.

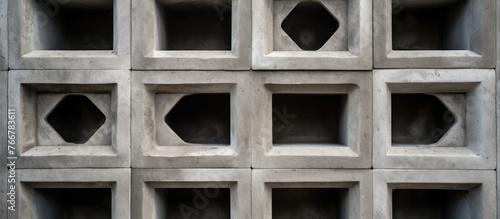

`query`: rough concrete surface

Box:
[8,0,130,70]
[17,169,130,219]
[1,72,7,219]
[9,70,130,168]
[252,169,372,219]
[132,71,251,168]
[373,0,496,68]
[252,71,372,168]
[373,69,496,169]
[131,169,251,219]
[132,0,251,70]
[0,0,7,70]
[252,0,372,70]
[373,170,496,219]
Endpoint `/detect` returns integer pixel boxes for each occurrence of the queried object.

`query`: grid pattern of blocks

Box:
[0,0,499,218]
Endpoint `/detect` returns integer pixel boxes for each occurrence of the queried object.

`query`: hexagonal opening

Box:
[272,188,348,219]
[391,94,456,145]
[393,189,473,219]
[281,1,339,51]
[46,95,106,144]
[272,94,348,145]
[154,188,231,218]
[33,188,112,219]
[155,0,232,50]
[392,0,470,50]
[29,0,113,50]
[165,93,231,145]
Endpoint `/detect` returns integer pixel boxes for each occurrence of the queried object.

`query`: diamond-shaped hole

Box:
[391,94,456,145]
[155,0,232,50]
[155,188,231,218]
[393,189,473,219]
[272,94,348,145]
[272,188,348,219]
[30,0,114,50]
[165,93,231,145]
[46,95,106,144]
[281,1,339,51]
[392,0,470,50]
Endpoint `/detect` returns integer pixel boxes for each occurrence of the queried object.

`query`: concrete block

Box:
[252,71,372,168]
[0,72,6,219]
[132,0,251,70]
[252,169,372,219]
[131,169,251,219]
[16,169,130,219]
[252,0,372,70]
[0,0,7,70]
[373,0,496,68]
[132,71,251,168]
[373,170,496,219]
[9,70,130,168]
[373,69,496,169]
[8,0,130,70]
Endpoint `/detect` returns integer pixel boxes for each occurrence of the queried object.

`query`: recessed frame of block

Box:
[132,169,251,219]
[132,71,251,168]
[252,0,372,70]
[373,69,496,169]
[252,71,372,168]
[252,169,372,219]
[9,70,130,168]
[132,0,251,70]
[16,169,130,219]
[0,72,7,217]
[373,170,496,219]
[8,0,130,70]
[0,0,7,70]
[373,0,496,68]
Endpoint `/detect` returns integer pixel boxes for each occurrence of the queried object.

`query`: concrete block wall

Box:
[1,0,498,218]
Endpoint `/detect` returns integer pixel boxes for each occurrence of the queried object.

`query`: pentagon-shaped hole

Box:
[392,0,470,50]
[46,95,106,144]
[393,189,473,219]
[155,0,232,50]
[272,94,348,145]
[155,188,231,218]
[272,188,349,219]
[33,188,112,219]
[165,93,231,145]
[281,1,339,50]
[391,94,456,145]
[30,0,114,50]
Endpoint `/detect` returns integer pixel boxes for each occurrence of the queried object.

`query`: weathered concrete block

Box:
[9,70,130,168]
[252,0,372,70]
[373,69,496,169]
[374,170,496,219]
[132,71,251,168]
[16,169,130,219]
[373,0,496,68]
[0,0,7,70]
[132,169,251,219]
[252,71,372,168]
[252,169,372,219]
[8,0,130,70]
[132,0,251,70]
[0,72,7,219]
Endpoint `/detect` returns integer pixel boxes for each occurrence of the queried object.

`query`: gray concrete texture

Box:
[1,72,7,219]
[0,0,7,70]
[9,70,130,168]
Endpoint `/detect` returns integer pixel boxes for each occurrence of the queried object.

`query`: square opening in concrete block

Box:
[164,93,231,145]
[28,0,114,50]
[392,0,470,51]
[32,188,112,219]
[154,188,231,218]
[392,189,472,219]
[155,0,232,51]
[272,94,348,145]
[272,188,348,219]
